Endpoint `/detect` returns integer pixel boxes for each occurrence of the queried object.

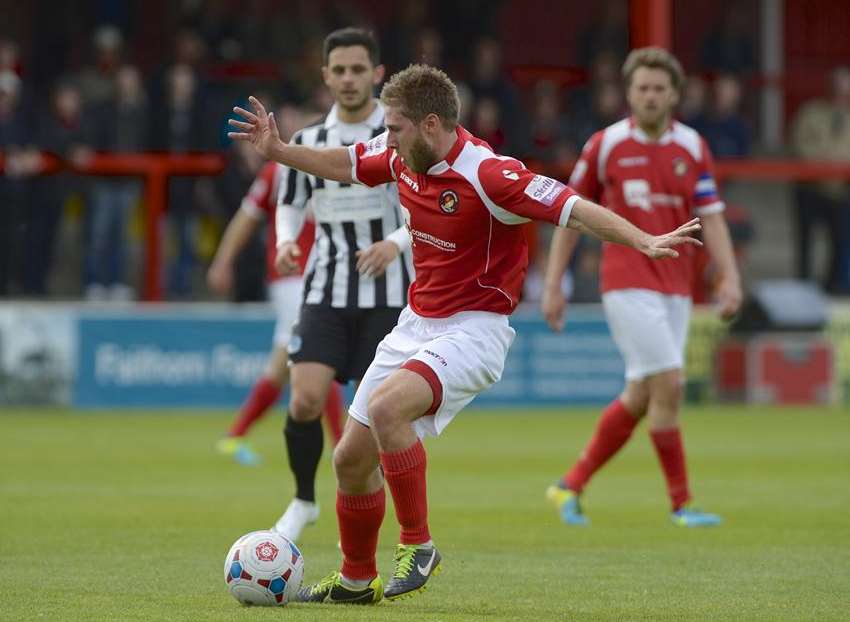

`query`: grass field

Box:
[2,405,849,621]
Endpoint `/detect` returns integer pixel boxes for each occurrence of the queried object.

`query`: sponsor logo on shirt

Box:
[524,175,566,207]
[623,179,652,212]
[400,171,420,192]
[409,228,456,252]
[623,179,685,211]
[362,133,388,157]
[438,189,459,214]
[618,156,650,167]
[502,169,520,181]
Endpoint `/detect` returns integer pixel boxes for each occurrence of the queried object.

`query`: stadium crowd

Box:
[0,0,848,301]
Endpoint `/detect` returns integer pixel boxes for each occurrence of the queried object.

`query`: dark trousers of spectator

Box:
[22,195,64,296]
[166,178,196,298]
[85,181,139,288]
[795,186,850,294]
[0,182,27,295]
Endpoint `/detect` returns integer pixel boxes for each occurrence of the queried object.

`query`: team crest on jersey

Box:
[502,169,520,181]
[672,157,688,177]
[438,189,459,214]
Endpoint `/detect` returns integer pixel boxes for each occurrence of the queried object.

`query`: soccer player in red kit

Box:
[229,64,702,604]
[542,48,742,527]
[207,157,344,465]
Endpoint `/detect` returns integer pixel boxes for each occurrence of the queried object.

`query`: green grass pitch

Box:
[2,406,849,621]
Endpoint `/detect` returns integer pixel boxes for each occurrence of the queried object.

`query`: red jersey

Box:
[350,127,578,317]
[570,118,725,296]
[241,161,314,282]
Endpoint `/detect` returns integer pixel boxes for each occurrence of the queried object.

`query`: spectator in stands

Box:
[468,36,527,155]
[528,80,571,163]
[26,81,92,296]
[413,27,444,68]
[790,66,850,294]
[700,5,756,75]
[0,70,37,295]
[75,25,123,108]
[679,74,709,135]
[567,49,623,142]
[578,0,629,68]
[703,74,751,158]
[84,65,149,301]
[471,97,507,154]
[152,63,208,298]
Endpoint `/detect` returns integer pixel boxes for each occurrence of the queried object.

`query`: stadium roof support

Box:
[629,0,672,50]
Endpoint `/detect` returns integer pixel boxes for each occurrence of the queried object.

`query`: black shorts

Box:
[288,304,402,383]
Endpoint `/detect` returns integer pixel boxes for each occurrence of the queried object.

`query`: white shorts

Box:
[268,277,303,347]
[602,288,691,381]
[349,306,516,438]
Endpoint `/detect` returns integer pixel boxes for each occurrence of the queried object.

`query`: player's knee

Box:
[652,373,683,407]
[366,389,400,433]
[333,442,370,481]
[288,389,324,422]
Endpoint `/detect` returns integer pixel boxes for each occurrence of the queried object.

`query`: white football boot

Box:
[272,498,320,543]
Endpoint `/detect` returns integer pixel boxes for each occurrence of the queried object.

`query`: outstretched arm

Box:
[541,227,581,332]
[207,209,260,294]
[700,212,742,320]
[228,96,353,183]
[567,198,702,259]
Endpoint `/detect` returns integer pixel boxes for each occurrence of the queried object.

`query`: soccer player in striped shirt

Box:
[229,64,702,604]
[542,48,742,528]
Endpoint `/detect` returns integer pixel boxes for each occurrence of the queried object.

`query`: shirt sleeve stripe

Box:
[695,201,725,216]
[558,194,580,227]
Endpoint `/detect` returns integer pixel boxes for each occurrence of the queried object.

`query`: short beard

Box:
[338,91,371,115]
[406,135,438,173]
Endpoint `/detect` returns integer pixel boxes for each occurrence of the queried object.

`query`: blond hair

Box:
[380,64,460,129]
[622,47,684,91]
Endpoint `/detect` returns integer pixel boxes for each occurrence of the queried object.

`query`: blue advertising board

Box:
[72,305,624,408]
[475,307,624,407]
[75,311,277,407]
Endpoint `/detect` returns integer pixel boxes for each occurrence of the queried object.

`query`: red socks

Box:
[228,376,281,437]
[380,440,431,545]
[650,427,691,511]
[323,382,344,446]
[338,489,386,580]
[564,399,639,492]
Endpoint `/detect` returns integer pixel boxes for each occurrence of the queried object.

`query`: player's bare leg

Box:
[297,417,386,604]
[273,362,337,541]
[646,369,721,527]
[217,346,290,466]
[367,368,443,600]
[548,379,649,524]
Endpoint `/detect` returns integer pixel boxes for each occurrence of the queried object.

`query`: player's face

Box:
[322,46,384,113]
[385,106,439,174]
[627,66,679,129]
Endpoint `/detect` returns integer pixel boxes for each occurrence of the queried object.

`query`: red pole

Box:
[630,0,672,49]
[143,166,167,302]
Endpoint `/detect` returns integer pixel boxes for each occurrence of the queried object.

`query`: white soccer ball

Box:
[223,530,305,606]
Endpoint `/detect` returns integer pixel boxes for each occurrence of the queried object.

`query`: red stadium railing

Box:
[0,151,225,301]
[3,152,850,301]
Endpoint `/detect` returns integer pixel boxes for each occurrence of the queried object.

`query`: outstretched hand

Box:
[642,218,703,259]
[227,96,281,160]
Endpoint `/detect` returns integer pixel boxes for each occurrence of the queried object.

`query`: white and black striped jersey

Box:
[276,102,413,309]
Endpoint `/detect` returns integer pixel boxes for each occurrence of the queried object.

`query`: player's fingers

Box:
[268,112,280,138]
[227,132,251,141]
[228,119,255,131]
[233,106,258,122]
[249,96,268,118]
[679,235,703,246]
